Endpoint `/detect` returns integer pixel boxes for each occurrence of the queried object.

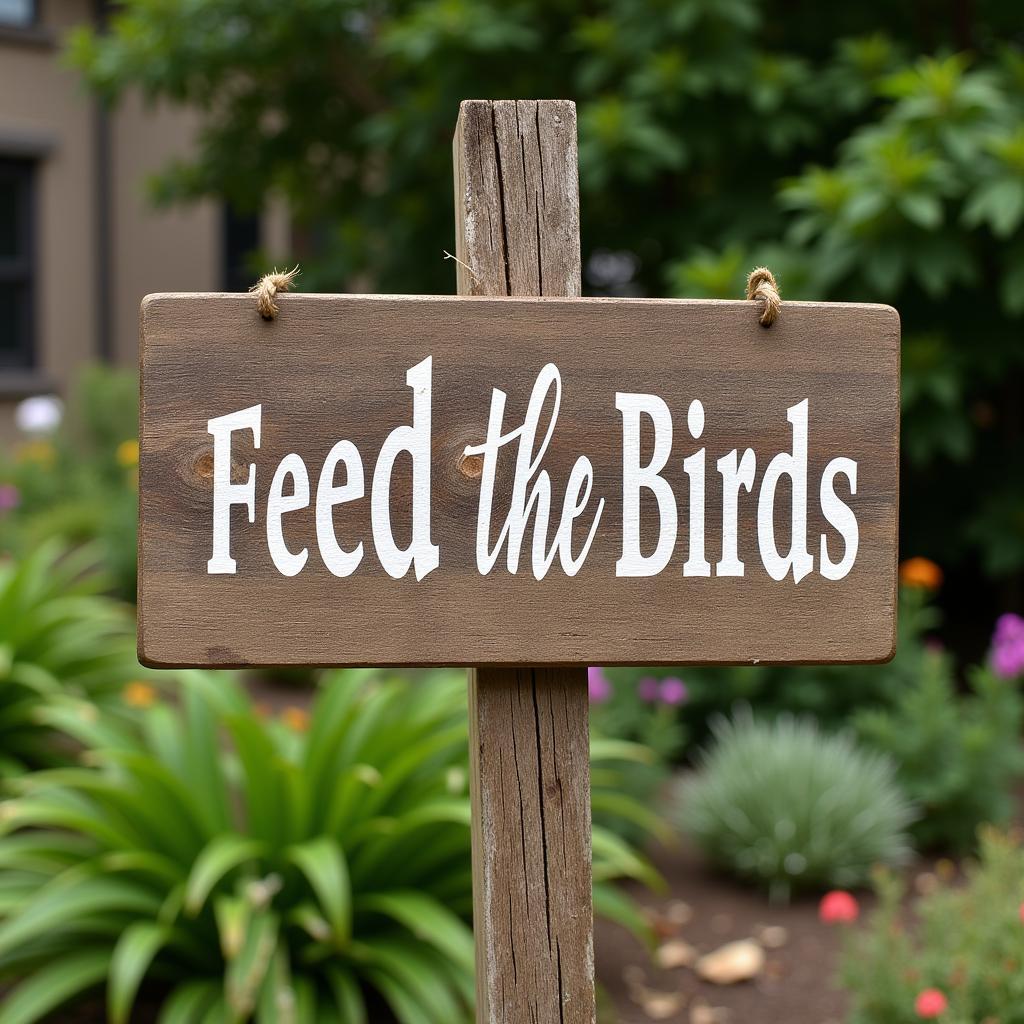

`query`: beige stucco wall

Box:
[109,92,221,368]
[0,8,254,439]
[0,0,97,423]
[0,8,291,444]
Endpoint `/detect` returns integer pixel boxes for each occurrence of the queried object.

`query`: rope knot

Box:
[745,266,781,327]
[251,266,300,320]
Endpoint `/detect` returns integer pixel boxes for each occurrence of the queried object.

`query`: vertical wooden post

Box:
[453,100,595,1024]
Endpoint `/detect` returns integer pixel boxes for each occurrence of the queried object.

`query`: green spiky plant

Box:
[0,540,142,774]
[681,709,916,901]
[0,668,658,1023]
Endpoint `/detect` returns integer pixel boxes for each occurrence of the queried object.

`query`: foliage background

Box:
[2,4,1022,1017]
[71,0,1024,661]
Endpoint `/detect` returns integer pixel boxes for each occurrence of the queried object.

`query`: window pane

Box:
[0,0,33,26]
[0,171,20,259]
[0,160,34,367]
[0,282,30,367]
[223,204,262,292]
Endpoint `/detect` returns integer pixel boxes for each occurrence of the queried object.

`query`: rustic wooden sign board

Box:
[138,292,899,668]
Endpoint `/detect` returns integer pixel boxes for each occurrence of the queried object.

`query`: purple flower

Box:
[0,484,19,512]
[655,679,688,704]
[659,677,688,706]
[637,676,661,702]
[994,613,1024,646]
[992,613,1024,680]
[588,666,612,704]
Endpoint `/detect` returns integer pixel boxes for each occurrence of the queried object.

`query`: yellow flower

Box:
[123,681,158,708]
[899,557,943,590]
[281,706,310,732]
[116,440,139,468]
[17,440,55,467]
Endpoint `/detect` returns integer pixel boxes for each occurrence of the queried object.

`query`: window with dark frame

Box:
[222,204,262,293]
[0,158,36,369]
[0,0,36,28]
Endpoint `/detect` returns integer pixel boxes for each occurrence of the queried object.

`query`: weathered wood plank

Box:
[456,98,595,1024]
[137,292,901,667]
[467,667,593,1024]
[453,99,580,298]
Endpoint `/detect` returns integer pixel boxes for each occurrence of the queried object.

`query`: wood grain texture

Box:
[453,99,580,298]
[138,293,900,667]
[468,668,593,1024]
[457,99,594,1024]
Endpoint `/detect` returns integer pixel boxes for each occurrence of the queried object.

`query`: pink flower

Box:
[994,643,1024,679]
[818,890,859,924]
[1018,900,1024,924]
[995,612,1024,645]
[0,484,18,511]
[992,613,1024,679]
[637,677,661,702]
[914,988,948,1018]
[659,677,688,705]
[587,667,612,704]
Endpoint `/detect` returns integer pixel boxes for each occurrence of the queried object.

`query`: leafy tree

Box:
[71,0,1024,619]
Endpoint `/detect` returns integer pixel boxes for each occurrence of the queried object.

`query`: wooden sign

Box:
[138,292,899,668]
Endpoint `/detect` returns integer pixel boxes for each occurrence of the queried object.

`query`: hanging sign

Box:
[138,293,899,667]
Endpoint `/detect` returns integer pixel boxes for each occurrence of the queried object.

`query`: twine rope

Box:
[251,265,300,320]
[745,266,781,327]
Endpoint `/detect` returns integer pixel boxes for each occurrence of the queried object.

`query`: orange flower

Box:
[899,557,943,590]
[281,706,310,732]
[123,681,158,708]
[116,439,139,468]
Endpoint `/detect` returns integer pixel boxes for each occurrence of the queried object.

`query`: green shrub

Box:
[0,366,139,601]
[855,650,1024,853]
[609,583,941,748]
[0,669,657,1023]
[842,829,1024,1024]
[587,667,686,844]
[681,710,915,901]
[0,541,141,774]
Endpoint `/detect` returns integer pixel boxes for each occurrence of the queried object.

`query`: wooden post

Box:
[453,100,596,1024]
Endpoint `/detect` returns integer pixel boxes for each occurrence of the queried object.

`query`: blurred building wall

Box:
[0,0,98,428]
[109,92,221,368]
[0,2,288,441]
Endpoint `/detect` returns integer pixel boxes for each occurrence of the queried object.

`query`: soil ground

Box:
[595,833,859,1024]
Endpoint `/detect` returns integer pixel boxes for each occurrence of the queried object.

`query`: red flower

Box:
[819,890,859,924]
[915,989,948,1019]
[1019,901,1024,924]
